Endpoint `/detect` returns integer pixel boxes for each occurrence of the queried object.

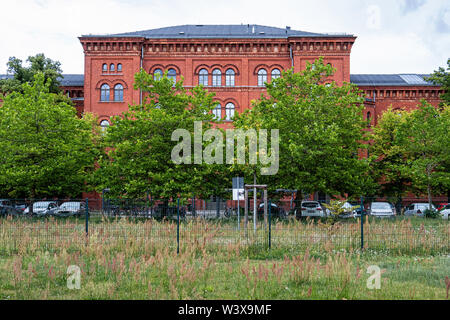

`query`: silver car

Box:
[368,202,395,217]
[404,203,436,217]
[55,201,85,217]
[24,201,59,216]
[300,201,329,218]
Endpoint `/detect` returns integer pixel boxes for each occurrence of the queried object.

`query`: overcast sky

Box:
[1,0,448,75]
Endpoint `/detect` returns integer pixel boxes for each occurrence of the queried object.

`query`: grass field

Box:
[0,216,448,300]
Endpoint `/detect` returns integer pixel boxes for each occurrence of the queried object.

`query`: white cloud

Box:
[0,0,448,74]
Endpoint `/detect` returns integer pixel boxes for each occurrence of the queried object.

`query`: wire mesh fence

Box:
[0,197,448,255]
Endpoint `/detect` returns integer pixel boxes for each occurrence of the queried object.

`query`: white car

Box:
[404,203,436,217]
[24,201,58,216]
[300,201,328,218]
[368,202,395,217]
[55,201,85,217]
[439,204,450,220]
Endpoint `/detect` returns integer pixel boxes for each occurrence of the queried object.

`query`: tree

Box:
[397,101,450,210]
[95,70,231,200]
[0,53,63,94]
[368,107,412,212]
[426,58,450,105]
[0,73,100,198]
[233,58,373,202]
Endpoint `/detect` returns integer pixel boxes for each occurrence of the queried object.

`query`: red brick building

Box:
[74,24,443,128]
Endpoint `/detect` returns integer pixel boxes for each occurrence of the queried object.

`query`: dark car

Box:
[0,199,24,216]
[257,202,286,219]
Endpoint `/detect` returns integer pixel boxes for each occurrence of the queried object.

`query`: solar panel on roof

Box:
[399,74,428,85]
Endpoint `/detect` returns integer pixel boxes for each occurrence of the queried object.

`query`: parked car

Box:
[24,201,59,216]
[55,201,85,217]
[257,202,286,219]
[368,202,395,217]
[297,201,328,218]
[347,201,367,217]
[0,199,23,216]
[340,201,359,219]
[439,204,450,219]
[404,203,437,217]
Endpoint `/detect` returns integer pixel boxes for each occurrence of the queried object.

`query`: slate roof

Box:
[350,74,435,86]
[81,24,354,39]
[0,74,84,87]
[2,74,438,88]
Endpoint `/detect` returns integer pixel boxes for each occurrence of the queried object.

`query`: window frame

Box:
[213,103,222,120]
[212,69,221,87]
[225,102,235,121]
[100,84,110,102]
[114,84,124,102]
[257,69,267,87]
[225,69,235,87]
[199,69,209,86]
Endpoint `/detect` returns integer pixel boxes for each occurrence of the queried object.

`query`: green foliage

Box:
[96,69,231,199]
[0,73,100,198]
[234,57,373,198]
[0,54,63,94]
[371,102,450,207]
[368,108,411,201]
[426,58,450,105]
[323,199,358,224]
[423,209,439,219]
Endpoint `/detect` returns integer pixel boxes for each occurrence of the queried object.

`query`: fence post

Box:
[268,199,272,249]
[360,196,364,250]
[177,198,180,255]
[85,198,89,237]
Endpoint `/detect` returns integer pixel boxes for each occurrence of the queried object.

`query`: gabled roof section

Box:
[81,24,354,39]
[350,74,436,86]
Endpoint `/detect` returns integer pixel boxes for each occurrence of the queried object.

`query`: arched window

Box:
[271,69,281,81]
[212,69,221,87]
[168,68,176,85]
[257,69,267,87]
[117,63,122,72]
[114,84,124,102]
[110,64,115,72]
[100,84,110,102]
[102,64,108,73]
[213,104,221,120]
[100,120,110,132]
[225,103,235,121]
[367,111,372,127]
[199,69,208,86]
[154,68,163,80]
[226,69,235,87]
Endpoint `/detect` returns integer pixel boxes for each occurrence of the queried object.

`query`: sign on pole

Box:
[232,177,244,201]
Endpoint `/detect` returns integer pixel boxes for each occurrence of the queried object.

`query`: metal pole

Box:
[237,198,240,232]
[177,198,180,255]
[264,189,268,230]
[193,194,196,218]
[244,189,249,238]
[85,198,89,237]
[360,196,364,250]
[268,199,272,249]
[253,173,257,234]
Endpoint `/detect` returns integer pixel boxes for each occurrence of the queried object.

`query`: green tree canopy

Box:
[427,58,450,105]
[0,73,100,198]
[368,107,411,206]
[0,53,63,94]
[234,57,373,200]
[397,101,450,209]
[95,70,231,200]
